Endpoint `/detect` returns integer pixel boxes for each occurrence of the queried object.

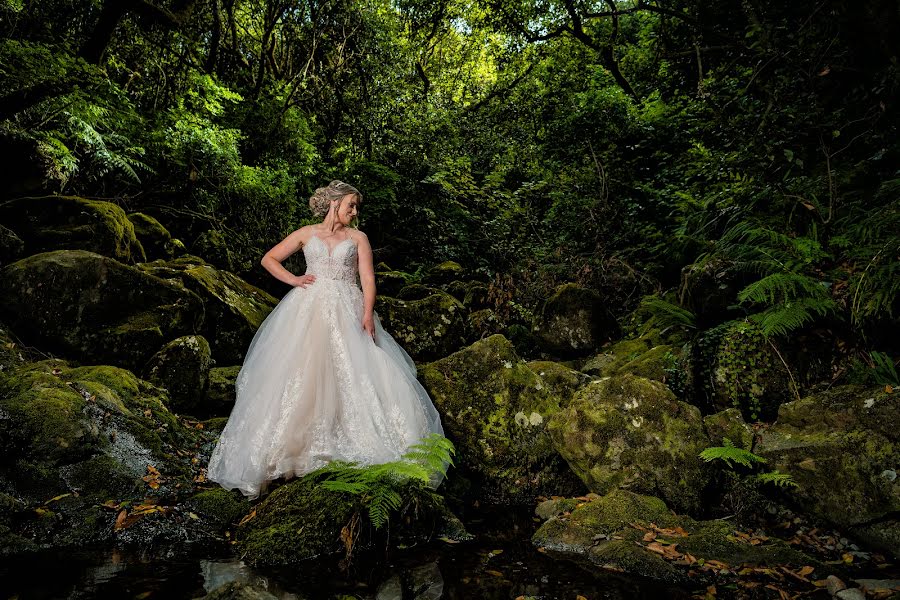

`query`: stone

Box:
[375,269,412,296]
[376,292,469,362]
[397,283,442,300]
[206,366,241,416]
[419,335,585,503]
[423,260,464,285]
[0,196,146,263]
[468,308,505,340]
[127,212,184,260]
[0,224,24,266]
[0,251,204,370]
[533,489,820,583]
[548,374,712,514]
[756,385,900,557]
[139,257,277,364]
[533,283,617,357]
[704,408,754,451]
[192,229,234,271]
[143,335,212,414]
[526,360,592,408]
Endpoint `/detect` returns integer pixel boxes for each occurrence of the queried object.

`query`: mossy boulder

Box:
[0,251,204,370]
[533,284,617,357]
[192,229,234,272]
[548,374,712,514]
[127,212,184,260]
[139,257,277,363]
[423,260,464,285]
[704,408,754,450]
[375,269,412,296]
[143,335,212,414]
[419,335,585,503]
[755,385,900,557]
[206,365,241,416]
[0,196,146,263]
[184,487,251,530]
[0,223,24,266]
[463,282,490,309]
[526,360,592,407]
[397,283,442,301]
[376,292,470,361]
[698,320,792,421]
[533,489,818,582]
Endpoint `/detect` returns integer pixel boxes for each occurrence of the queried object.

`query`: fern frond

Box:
[749,297,837,337]
[699,438,767,469]
[755,470,798,488]
[639,295,697,330]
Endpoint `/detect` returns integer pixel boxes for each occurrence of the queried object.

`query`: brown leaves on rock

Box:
[105,497,171,530]
[142,464,164,489]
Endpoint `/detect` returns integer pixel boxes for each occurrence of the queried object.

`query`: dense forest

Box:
[1,0,899,598]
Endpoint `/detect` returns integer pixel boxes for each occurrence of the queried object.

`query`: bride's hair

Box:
[309,180,362,218]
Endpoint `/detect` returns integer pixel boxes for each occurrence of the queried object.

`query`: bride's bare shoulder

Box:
[348,229,369,244]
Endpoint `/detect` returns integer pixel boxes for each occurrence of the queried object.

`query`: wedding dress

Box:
[207,234,444,498]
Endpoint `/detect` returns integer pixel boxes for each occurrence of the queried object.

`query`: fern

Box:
[639,295,697,331]
[699,438,766,469]
[871,351,900,387]
[700,438,798,489]
[317,433,455,529]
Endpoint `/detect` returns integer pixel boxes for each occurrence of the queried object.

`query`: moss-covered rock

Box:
[463,282,490,309]
[184,487,251,530]
[505,323,541,358]
[139,257,276,363]
[420,335,585,503]
[376,292,470,361]
[704,408,754,450]
[548,374,712,514]
[206,365,241,416]
[127,212,183,260]
[755,385,900,557]
[143,335,212,414]
[0,196,146,263]
[533,489,819,582]
[533,284,617,357]
[526,360,592,408]
[0,251,204,370]
[423,260,464,285]
[397,283,442,301]
[375,269,412,296]
[0,223,24,266]
[192,229,234,271]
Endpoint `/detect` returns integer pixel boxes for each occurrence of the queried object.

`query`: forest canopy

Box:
[1,0,898,377]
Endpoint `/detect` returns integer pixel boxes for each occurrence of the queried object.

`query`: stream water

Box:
[0,507,694,599]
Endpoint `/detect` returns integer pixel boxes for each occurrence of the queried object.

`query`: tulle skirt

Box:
[207,278,444,498]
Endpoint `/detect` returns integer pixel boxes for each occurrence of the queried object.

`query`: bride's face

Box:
[335,194,359,226]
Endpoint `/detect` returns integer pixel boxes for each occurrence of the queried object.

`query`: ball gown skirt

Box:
[207,235,444,498]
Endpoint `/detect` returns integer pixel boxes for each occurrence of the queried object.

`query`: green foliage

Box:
[870,351,900,387]
[700,438,797,489]
[317,434,455,529]
[638,295,696,333]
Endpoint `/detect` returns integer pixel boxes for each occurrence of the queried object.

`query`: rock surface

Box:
[376,292,469,361]
[143,335,212,414]
[533,283,616,357]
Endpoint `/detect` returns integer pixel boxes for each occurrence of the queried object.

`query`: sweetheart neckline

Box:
[308,234,356,258]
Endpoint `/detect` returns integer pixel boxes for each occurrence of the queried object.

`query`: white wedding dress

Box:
[207,234,444,498]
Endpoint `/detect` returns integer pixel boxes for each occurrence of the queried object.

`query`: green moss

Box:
[548,374,711,514]
[143,335,212,414]
[127,212,179,260]
[534,283,615,357]
[186,488,251,529]
[376,292,470,361]
[397,283,442,300]
[420,335,582,502]
[375,270,412,296]
[527,361,591,408]
[703,408,754,450]
[424,260,464,284]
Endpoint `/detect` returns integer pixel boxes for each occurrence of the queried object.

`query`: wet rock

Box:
[0,196,146,263]
[127,212,184,260]
[548,374,712,514]
[376,292,469,361]
[420,335,585,503]
[143,335,212,414]
[139,257,277,364]
[533,284,617,358]
[0,250,204,370]
[533,489,818,583]
[200,581,279,600]
[184,488,251,530]
[756,385,900,557]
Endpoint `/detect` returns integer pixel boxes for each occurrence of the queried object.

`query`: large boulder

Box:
[422,260,464,285]
[548,374,712,514]
[755,385,900,557]
[419,335,585,503]
[0,251,204,370]
[533,489,818,583]
[376,292,470,362]
[139,257,277,363]
[127,212,184,260]
[0,196,146,263]
[192,229,234,272]
[143,335,212,414]
[581,333,690,399]
[526,360,592,407]
[533,283,617,357]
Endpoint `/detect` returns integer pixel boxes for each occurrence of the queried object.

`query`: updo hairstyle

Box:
[309,180,362,218]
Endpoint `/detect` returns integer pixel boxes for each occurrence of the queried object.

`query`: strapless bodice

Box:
[303,235,358,283]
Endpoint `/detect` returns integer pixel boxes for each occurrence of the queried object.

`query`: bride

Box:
[207,180,444,498]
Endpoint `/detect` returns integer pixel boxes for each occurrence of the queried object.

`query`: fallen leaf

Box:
[484,569,504,577]
[238,510,257,526]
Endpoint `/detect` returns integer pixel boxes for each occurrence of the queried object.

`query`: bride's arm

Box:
[356,232,377,338]
[261,229,313,287]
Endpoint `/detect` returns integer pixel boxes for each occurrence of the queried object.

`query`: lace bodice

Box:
[303,235,358,283]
